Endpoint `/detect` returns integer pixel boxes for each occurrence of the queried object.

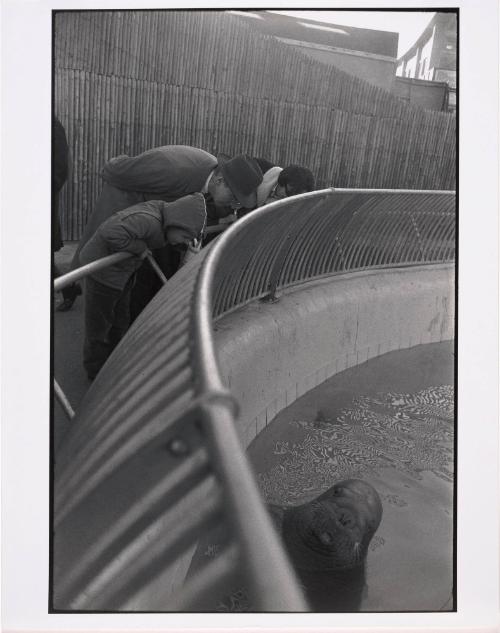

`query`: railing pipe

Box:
[328,188,455,195]
[199,402,308,611]
[54,251,133,291]
[376,199,411,266]
[167,544,240,610]
[193,193,311,387]
[266,206,319,301]
[55,447,210,596]
[342,197,378,270]
[192,193,327,610]
[54,249,171,421]
[145,252,168,285]
[69,482,224,610]
[54,378,75,419]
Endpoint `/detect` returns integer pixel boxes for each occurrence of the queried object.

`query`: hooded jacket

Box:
[79,194,206,290]
[75,145,217,263]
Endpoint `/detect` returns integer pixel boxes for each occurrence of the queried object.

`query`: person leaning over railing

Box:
[57,147,263,314]
[237,160,315,219]
[255,162,316,206]
[202,158,316,244]
[78,194,207,381]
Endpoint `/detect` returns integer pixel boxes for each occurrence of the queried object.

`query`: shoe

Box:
[56,283,82,312]
[56,297,76,312]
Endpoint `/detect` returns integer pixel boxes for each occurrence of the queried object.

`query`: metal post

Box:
[54,379,75,420]
[145,253,168,285]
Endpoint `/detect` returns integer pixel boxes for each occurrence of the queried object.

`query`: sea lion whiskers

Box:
[353,541,362,563]
[280,479,382,596]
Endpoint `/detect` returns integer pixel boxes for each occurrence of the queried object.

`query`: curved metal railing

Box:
[210,188,455,316]
[53,188,455,612]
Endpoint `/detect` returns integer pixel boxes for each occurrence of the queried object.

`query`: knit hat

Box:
[219,154,263,209]
[162,193,207,239]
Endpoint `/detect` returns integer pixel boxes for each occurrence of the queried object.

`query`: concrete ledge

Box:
[213,264,455,449]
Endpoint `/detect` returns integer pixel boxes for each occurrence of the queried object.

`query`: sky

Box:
[271,10,435,58]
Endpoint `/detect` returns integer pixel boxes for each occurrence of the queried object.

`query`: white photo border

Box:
[1,0,498,631]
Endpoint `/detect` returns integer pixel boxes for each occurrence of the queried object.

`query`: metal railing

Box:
[210,188,455,316]
[53,188,455,612]
[52,235,307,612]
[53,251,167,418]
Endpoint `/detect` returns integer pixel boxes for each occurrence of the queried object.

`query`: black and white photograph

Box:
[1,0,499,631]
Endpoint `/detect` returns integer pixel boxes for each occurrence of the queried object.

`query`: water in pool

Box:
[191,342,454,612]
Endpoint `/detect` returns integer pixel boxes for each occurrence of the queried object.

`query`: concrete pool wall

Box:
[213,263,455,448]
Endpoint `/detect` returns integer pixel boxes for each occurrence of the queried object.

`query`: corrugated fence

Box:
[54,10,456,240]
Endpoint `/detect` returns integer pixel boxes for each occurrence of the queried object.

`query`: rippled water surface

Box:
[256,384,453,505]
[246,342,455,612]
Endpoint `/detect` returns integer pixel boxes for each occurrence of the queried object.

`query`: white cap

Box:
[256,166,283,207]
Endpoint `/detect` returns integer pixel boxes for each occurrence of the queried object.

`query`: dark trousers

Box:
[83,276,134,379]
[129,246,181,323]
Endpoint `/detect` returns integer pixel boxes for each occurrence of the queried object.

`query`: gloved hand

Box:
[181,238,201,266]
[219,212,238,225]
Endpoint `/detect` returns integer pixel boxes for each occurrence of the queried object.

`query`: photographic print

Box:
[1,1,498,632]
[50,7,457,614]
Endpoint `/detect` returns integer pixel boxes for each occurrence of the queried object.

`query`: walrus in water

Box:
[268,478,383,611]
[186,478,382,612]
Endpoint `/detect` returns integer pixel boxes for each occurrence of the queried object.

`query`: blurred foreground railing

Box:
[53,188,455,612]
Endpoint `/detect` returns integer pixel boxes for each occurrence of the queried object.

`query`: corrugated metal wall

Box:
[54,10,456,240]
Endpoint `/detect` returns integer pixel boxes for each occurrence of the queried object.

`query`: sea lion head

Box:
[282,479,382,572]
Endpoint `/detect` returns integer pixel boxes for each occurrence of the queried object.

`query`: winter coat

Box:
[52,117,70,251]
[79,194,206,290]
[75,145,217,260]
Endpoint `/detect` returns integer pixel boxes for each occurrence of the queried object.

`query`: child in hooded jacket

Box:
[79,193,206,380]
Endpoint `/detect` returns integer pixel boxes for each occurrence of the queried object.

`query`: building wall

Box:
[285,43,396,91]
[243,11,399,58]
[393,77,447,111]
[430,14,457,73]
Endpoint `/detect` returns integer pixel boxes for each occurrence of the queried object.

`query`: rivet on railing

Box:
[166,438,191,457]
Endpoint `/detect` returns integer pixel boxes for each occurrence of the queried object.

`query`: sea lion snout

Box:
[282,479,382,572]
[319,479,383,534]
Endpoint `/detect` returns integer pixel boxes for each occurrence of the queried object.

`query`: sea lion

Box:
[186,478,382,612]
[269,478,383,611]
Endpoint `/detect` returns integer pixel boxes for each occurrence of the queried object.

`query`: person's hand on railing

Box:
[219,212,238,225]
[181,238,201,267]
[140,248,153,261]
